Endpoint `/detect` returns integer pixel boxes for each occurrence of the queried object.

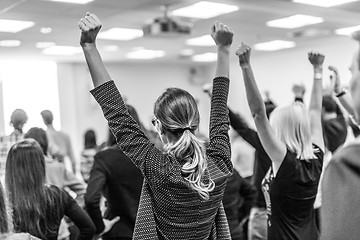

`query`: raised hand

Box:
[328,65,341,93]
[210,21,233,48]
[236,43,251,67]
[78,12,102,47]
[308,52,325,68]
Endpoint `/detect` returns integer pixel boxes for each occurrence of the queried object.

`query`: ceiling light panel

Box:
[186,35,215,46]
[43,0,94,4]
[335,25,360,35]
[254,40,296,51]
[0,19,35,33]
[98,28,143,41]
[42,46,82,55]
[0,40,21,47]
[126,49,165,59]
[171,1,239,19]
[293,0,358,7]
[192,53,217,62]
[266,14,323,29]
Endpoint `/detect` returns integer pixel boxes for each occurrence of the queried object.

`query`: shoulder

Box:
[331,143,360,165]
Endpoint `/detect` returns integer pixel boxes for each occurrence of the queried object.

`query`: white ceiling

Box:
[1,0,360,63]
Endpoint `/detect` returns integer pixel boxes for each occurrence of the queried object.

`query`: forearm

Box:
[339,93,356,117]
[309,67,323,111]
[82,43,112,88]
[215,47,230,78]
[241,65,266,118]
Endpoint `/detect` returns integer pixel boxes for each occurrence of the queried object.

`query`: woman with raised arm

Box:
[79,12,233,240]
[236,43,325,240]
[5,139,95,240]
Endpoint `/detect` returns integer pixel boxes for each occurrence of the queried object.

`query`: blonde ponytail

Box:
[165,130,215,200]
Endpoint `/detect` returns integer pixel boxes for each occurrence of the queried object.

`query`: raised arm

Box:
[207,22,233,171]
[329,65,356,117]
[236,44,286,172]
[308,52,325,151]
[79,12,111,87]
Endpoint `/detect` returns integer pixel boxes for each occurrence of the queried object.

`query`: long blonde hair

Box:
[154,88,215,200]
[269,102,316,160]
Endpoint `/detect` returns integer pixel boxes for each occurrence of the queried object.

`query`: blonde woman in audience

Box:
[236,44,325,240]
[79,12,233,239]
[5,139,95,240]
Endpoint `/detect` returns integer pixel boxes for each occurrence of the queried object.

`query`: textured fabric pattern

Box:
[90,77,232,240]
[0,130,23,179]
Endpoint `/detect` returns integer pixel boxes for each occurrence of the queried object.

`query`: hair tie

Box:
[182,127,192,132]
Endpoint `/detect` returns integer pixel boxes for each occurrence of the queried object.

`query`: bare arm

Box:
[79,13,111,88]
[236,44,286,173]
[308,52,325,152]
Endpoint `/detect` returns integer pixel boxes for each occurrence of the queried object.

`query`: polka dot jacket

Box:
[90,77,232,240]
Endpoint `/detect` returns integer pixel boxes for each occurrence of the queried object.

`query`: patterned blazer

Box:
[91,77,232,240]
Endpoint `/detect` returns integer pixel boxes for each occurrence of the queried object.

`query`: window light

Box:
[192,52,217,62]
[0,19,35,33]
[293,0,358,7]
[186,35,215,46]
[42,46,82,55]
[335,25,360,36]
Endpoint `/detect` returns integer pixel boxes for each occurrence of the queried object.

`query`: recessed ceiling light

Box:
[180,49,195,56]
[42,0,94,4]
[266,14,323,29]
[126,49,165,59]
[0,40,21,47]
[335,25,360,35]
[98,28,143,41]
[171,1,239,19]
[40,27,52,34]
[0,19,35,33]
[293,0,358,7]
[186,35,215,46]
[103,45,119,52]
[36,42,56,48]
[42,46,82,55]
[254,40,296,51]
[192,52,217,62]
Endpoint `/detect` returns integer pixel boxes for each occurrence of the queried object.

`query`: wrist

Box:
[217,45,230,53]
[80,42,97,49]
[313,66,323,72]
[240,63,251,69]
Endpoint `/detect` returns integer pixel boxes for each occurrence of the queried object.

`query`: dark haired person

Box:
[5,139,95,239]
[79,12,233,239]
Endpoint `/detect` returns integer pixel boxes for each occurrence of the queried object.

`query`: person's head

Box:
[40,110,53,126]
[24,128,48,155]
[153,88,214,200]
[5,139,61,238]
[10,109,28,131]
[322,95,337,114]
[84,129,97,149]
[269,102,315,160]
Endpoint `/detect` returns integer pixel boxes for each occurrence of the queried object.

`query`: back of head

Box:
[24,128,48,155]
[322,95,337,113]
[5,139,56,238]
[84,129,97,149]
[154,88,214,200]
[270,102,315,160]
[40,110,53,126]
[10,109,28,131]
